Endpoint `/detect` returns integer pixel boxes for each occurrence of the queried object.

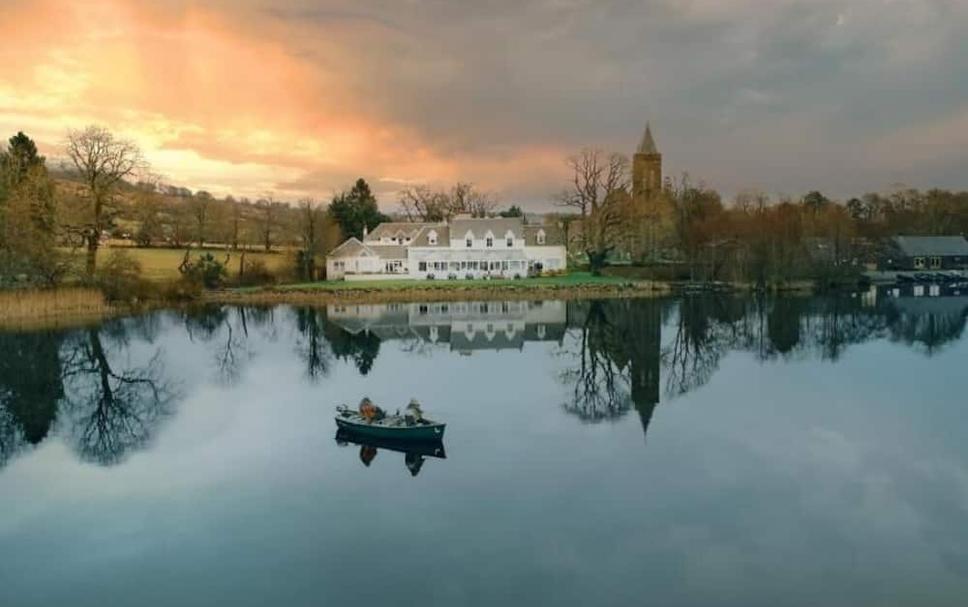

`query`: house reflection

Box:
[326,300,568,355]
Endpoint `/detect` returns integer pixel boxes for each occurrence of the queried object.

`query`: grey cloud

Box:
[257,0,968,201]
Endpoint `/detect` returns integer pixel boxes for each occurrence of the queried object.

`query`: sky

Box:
[1,0,966,210]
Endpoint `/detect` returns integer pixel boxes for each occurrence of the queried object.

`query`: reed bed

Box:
[0,288,112,329]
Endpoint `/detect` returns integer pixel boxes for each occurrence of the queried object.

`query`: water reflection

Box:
[0,317,178,468]
[0,288,965,473]
[335,428,446,477]
[326,300,567,355]
[2,291,968,606]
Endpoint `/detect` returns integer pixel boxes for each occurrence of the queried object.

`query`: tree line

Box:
[4,127,966,291]
[557,147,968,284]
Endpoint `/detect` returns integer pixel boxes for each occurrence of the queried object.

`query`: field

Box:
[92,246,291,282]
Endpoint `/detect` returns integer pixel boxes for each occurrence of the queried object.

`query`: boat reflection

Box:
[335,428,446,477]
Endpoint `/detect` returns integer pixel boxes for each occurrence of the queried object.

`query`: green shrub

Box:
[179,252,227,289]
[95,249,155,303]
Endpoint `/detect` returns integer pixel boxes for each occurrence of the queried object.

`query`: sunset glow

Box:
[2,0,967,207]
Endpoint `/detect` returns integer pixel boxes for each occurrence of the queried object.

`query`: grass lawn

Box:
[242,272,637,293]
[86,247,290,282]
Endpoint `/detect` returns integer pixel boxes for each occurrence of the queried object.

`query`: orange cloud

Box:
[0,0,571,205]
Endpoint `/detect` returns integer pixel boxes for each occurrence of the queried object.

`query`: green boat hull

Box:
[335,416,446,440]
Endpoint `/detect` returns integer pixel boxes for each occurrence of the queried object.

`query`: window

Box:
[486,237,494,247]
[930,256,942,269]
[505,231,515,247]
[428,230,438,245]
[506,237,513,247]
[418,261,427,272]
[464,231,474,247]
[914,257,926,269]
[536,229,546,245]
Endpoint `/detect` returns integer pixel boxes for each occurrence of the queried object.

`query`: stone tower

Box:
[632,122,662,203]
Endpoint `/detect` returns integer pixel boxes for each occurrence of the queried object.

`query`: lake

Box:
[1,288,967,606]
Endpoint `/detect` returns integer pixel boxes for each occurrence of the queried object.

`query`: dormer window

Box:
[505,230,514,247]
[536,229,546,245]
[464,231,474,248]
[485,231,494,248]
[428,230,438,246]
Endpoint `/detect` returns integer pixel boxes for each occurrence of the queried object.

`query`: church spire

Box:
[637,122,658,155]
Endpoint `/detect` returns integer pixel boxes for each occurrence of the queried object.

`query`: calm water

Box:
[1,289,967,606]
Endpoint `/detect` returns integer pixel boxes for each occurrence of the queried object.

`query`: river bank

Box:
[205,273,670,306]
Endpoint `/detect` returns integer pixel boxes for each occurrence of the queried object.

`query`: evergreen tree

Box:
[328,178,389,240]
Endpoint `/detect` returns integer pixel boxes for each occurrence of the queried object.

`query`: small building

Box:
[326,216,567,280]
[880,236,968,271]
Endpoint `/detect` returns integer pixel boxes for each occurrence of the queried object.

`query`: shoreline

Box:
[204,280,671,306]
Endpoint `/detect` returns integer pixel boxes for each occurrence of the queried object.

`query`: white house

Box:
[326,216,567,280]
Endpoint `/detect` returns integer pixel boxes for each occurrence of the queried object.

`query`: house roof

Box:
[450,217,524,240]
[637,122,659,155]
[327,237,371,259]
[365,222,434,242]
[524,224,564,246]
[410,225,450,247]
[892,236,968,257]
[366,244,408,259]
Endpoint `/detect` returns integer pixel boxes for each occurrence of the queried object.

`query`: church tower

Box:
[632,122,662,204]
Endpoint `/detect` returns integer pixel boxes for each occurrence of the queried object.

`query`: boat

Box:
[335,428,446,459]
[335,428,445,477]
[335,400,446,441]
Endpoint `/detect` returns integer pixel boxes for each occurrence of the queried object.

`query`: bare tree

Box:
[398,185,449,222]
[449,182,497,217]
[398,182,498,221]
[558,148,630,274]
[189,190,213,247]
[256,196,277,252]
[297,197,323,280]
[64,126,147,274]
[229,196,244,250]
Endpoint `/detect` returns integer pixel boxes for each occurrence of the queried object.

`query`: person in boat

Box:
[404,452,425,477]
[359,445,377,467]
[403,399,424,426]
[358,397,386,421]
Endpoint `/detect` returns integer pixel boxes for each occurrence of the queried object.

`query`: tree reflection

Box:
[560,299,663,440]
[293,307,331,380]
[60,322,176,466]
[0,330,64,467]
[325,320,382,376]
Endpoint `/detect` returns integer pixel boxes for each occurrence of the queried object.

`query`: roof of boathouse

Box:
[892,236,968,257]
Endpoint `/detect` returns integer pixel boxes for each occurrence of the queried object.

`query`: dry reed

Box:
[0,288,112,330]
